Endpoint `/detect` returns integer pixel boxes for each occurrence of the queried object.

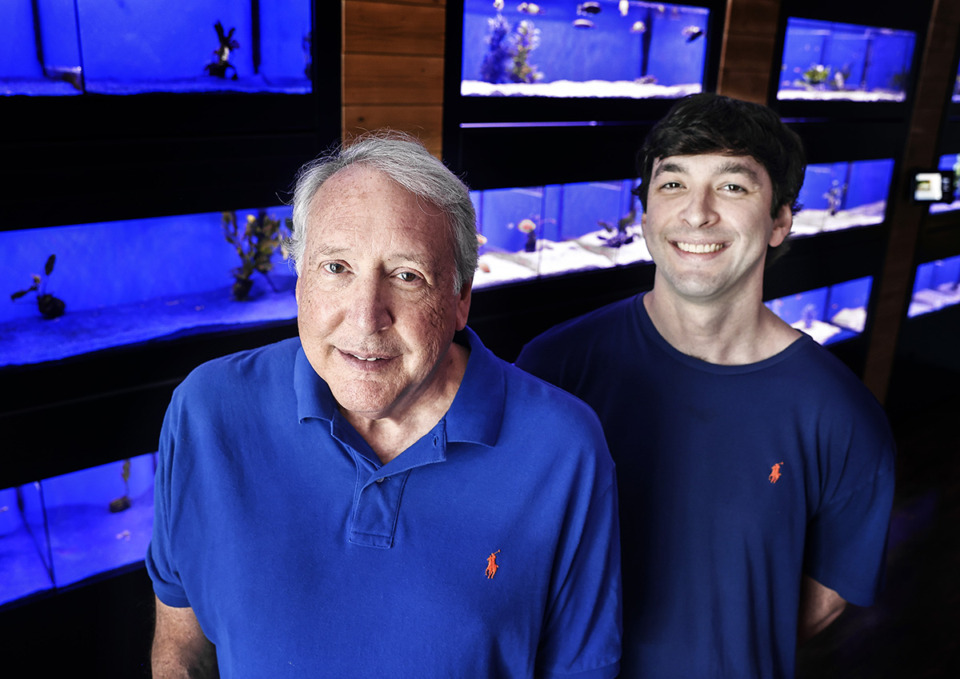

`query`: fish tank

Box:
[1,0,312,96]
[1,207,297,369]
[460,0,710,102]
[472,177,651,289]
[766,276,873,345]
[791,158,894,236]
[928,153,960,214]
[777,17,916,103]
[0,452,155,608]
[908,255,960,317]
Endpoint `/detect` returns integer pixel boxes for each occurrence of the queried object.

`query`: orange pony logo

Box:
[485,550,501,579]
[769,461,785,484]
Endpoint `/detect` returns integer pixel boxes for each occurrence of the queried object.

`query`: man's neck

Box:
[643,288,800,366]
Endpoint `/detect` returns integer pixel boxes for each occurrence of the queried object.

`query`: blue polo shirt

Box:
[147,327,621,678]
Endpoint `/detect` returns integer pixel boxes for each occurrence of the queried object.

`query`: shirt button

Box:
[375,477,385,484]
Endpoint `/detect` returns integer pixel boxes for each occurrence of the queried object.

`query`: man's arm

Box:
[152,596,219,678]
[797,576,847,644]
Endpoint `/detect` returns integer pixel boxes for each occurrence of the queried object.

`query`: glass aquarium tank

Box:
[766,276,873,345]
[777,17,915,102]
[0,453,155,607]
[791,158,894,235]
[1,207,297,369]
[908,255,960,317]
[928,153,960,214]
[460,0,709,100]
[1,0,312,95]
[472,177,650,289]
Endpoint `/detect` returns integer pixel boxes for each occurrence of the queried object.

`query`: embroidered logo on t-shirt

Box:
[485,550,501,579]
[769,461,785,484]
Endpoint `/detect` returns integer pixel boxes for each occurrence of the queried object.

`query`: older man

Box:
[147,132,621,678]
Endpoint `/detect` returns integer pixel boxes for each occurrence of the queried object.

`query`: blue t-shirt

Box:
[146,327,621,678]
[516,294,895,679]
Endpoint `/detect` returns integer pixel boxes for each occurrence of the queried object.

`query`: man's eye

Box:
[723,184,746,193]
[397,271,421,283]
[660,181,682,190]
[323,262,345,274]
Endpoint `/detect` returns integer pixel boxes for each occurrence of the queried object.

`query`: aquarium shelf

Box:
[0,454,155,609]
[766,276,874,346]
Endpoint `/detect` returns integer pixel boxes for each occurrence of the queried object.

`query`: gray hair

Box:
[286,130,478,293]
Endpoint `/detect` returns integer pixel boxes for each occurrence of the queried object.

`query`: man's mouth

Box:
[674,241,725,254]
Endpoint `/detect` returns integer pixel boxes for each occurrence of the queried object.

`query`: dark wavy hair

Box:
[635,93,806,219]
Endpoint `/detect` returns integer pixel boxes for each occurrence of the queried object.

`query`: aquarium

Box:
[777,18,915,103]
[908,255,960,317]
[928,153,960,214]
[1,0,312,96]
[791,159,894,236]
[460,0,709,100]
[766,276,873,345]
[1,207,297,368]
[0,453,155,607]
[472,177,650,289]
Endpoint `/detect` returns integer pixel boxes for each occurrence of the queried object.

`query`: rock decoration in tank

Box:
[204,21,239,80]
[109,459,132,513]
[597,209,638,248]
[222,210,289,300]
[480,6,543,84]
[10,254,66,319]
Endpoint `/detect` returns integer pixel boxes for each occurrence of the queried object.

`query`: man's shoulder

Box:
[519,295,638,364]
[179,337,301,395]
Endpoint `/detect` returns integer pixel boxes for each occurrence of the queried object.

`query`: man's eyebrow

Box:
[714,161,762,184]
[652,160,686,178]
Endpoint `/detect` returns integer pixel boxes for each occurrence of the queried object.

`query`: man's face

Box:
[641,153,792,305]
[296,164,471,423]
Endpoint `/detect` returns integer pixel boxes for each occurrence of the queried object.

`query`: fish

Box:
[578,2,602,14]
[630,20,646,33]
[517,2,543,14]
[493,0,504,10]
[682,25,704,42]
[573,18,595,28]
[619,0,630,17]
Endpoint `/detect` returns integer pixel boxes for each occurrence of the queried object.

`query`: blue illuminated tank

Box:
[1,0,312,96]
[792,159,894,235]
[461,0,709,99]
[778,17,915,102]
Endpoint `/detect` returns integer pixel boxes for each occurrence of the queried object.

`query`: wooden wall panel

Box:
[342,0,447,157]
[716,0,780,103]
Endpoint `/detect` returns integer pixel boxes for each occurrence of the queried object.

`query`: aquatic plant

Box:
[204,21,239,80]
[509,20,543,84]
[109,459,132,513]
[10,254,65,319]
[222,210,289,300]
[598,209,638,248]
[801,64,830,88]
[480,14,513,83]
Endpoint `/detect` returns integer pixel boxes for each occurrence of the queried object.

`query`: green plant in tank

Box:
[10,254,66,319]
[109,459,132,513]
[801,64,830,88]
[509,20,543,84]
[222,210,289,301]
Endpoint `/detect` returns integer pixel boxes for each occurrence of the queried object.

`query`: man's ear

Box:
[769,204,793,247]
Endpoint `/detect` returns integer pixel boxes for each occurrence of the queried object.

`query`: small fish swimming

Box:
[573,18,596,29]
[578,2,602,14]
[517,2,543,14]
[619,0,630,17]
[493,0,504,10]
[682,25,704,42]
[630,20,646,33]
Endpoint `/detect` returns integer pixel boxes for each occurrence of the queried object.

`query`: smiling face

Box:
[641,153,792,307]
[295,164,471,425]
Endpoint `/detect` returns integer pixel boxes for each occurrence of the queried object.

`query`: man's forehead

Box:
[653,153,766,179]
